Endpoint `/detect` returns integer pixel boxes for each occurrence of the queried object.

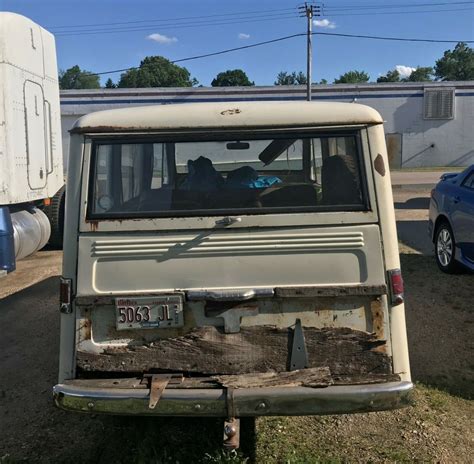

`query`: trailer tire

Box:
[44,186,65,248]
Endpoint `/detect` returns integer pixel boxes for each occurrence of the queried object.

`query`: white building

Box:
[60,82,474,169]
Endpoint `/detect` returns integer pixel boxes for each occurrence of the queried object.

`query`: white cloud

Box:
[313,19,336,29]
[395,65,416,79]
[238,33,250,40]
[146,33,178,44]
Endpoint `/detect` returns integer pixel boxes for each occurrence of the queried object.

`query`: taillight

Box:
[60,277,73,313]
[388,269,404,306]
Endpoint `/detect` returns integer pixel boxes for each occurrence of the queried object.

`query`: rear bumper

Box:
[53,381,413,417]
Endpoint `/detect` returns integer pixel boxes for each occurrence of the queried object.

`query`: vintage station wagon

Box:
[54,101,412,447]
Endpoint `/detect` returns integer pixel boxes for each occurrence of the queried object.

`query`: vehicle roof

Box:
[70,101,383,134]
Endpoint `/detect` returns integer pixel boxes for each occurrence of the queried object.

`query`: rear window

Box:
[88,132,368,218]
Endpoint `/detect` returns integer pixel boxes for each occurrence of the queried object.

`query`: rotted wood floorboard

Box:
[77,326,392,376]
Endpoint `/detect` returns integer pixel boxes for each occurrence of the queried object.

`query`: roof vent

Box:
[423,88,455,120]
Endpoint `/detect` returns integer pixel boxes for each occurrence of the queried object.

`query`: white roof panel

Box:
[71,101,383,133]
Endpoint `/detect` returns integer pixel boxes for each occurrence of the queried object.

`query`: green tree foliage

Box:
[105,78,116,88]
[334,70,370,84]
[435,42,474,81]
[318,79,328,85]
[211,69,254,86]
[274,71,307,85]
[405,67,433,82]
[377,69,401,83]
[118,56,198,88]
[59,65,100,89]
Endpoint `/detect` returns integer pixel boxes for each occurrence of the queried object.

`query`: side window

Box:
[462,172,474,190]
[319,136,362,206]
[93,143,169,213]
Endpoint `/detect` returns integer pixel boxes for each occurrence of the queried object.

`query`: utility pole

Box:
[298,2,321,101]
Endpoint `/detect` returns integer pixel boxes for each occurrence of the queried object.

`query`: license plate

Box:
[115,296,184,331]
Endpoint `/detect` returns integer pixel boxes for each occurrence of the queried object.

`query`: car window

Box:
[88,132,368,219]
[461,171,474,190]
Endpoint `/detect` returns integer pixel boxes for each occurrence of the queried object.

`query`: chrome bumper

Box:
[53,381,413,417]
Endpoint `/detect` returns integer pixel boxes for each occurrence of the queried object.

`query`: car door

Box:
[451,169,474,262]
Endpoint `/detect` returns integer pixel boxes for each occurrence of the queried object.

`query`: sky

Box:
[1,0,473,86]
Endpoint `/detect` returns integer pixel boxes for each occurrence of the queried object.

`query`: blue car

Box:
[429,165,474,273]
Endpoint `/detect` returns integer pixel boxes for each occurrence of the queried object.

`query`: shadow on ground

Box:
[394,197,431,210]
[397,220,433,256]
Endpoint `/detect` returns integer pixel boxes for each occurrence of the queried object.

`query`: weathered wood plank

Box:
[77,326,392,376]
[212,367,332,388]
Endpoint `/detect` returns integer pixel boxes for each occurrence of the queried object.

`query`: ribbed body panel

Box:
[77,225,384,295]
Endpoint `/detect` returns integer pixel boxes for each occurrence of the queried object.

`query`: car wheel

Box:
[435,222,460,273]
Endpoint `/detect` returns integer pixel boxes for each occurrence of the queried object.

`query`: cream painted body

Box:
[59,102,410,388]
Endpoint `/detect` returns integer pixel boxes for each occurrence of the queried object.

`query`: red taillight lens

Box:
[60,277,72,313]
[388,269,404,306]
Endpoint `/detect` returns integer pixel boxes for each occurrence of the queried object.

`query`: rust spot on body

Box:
[370,298,386,353]
[80,319,92,340]
[86,220,99,232]
[374,154,386,177]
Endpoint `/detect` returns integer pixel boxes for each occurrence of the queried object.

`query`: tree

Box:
[404,67,433,82]
[435,42,474,81]
[334,70,370,84]
[211,69,254,86]
[118,56,198,88]
[274,71,307,85]
[318,79,328,85]
[59,65,100,89]
[105,78,116,88]
[377,69,401,83]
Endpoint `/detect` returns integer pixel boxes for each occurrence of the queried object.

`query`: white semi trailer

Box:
[0,12,63,275]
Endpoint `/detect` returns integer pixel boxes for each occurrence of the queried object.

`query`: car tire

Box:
[434,221,460,274]
[44,186,65,249]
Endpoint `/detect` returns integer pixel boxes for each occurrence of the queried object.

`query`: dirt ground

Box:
[0,188,472,463]
[0,250,62,299]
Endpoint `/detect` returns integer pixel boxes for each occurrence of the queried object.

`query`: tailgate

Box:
[76,224,385,294]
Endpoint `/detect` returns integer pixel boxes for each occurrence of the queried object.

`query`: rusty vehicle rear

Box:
[54,102,412,438]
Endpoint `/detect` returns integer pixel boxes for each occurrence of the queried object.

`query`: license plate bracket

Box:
[115,295,184,330]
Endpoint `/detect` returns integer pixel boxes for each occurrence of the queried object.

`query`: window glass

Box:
[462,172,474,190]
[89,134,367,218]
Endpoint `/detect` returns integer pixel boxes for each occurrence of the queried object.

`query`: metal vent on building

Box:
[423,88,455,120]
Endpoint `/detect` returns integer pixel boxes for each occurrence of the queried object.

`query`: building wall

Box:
[60,82,474,169]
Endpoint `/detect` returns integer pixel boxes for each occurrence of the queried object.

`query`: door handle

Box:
[215,216,242,226]
[453,196,461,204]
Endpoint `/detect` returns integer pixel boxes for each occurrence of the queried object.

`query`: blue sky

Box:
[2,0,473,86]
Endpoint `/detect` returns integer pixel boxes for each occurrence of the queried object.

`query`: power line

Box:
[315,31,474,43]
[323,1,474,11]
[84,31,473,77]
[52,4,474,37]
[54,14,299,36]
[88,34,305,76]
[48,7,296,30]
[325,6,474,17]
[50,1,474,37]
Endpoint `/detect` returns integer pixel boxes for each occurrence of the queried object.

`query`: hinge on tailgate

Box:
[142,373,183,409]
[290,319,309,371]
